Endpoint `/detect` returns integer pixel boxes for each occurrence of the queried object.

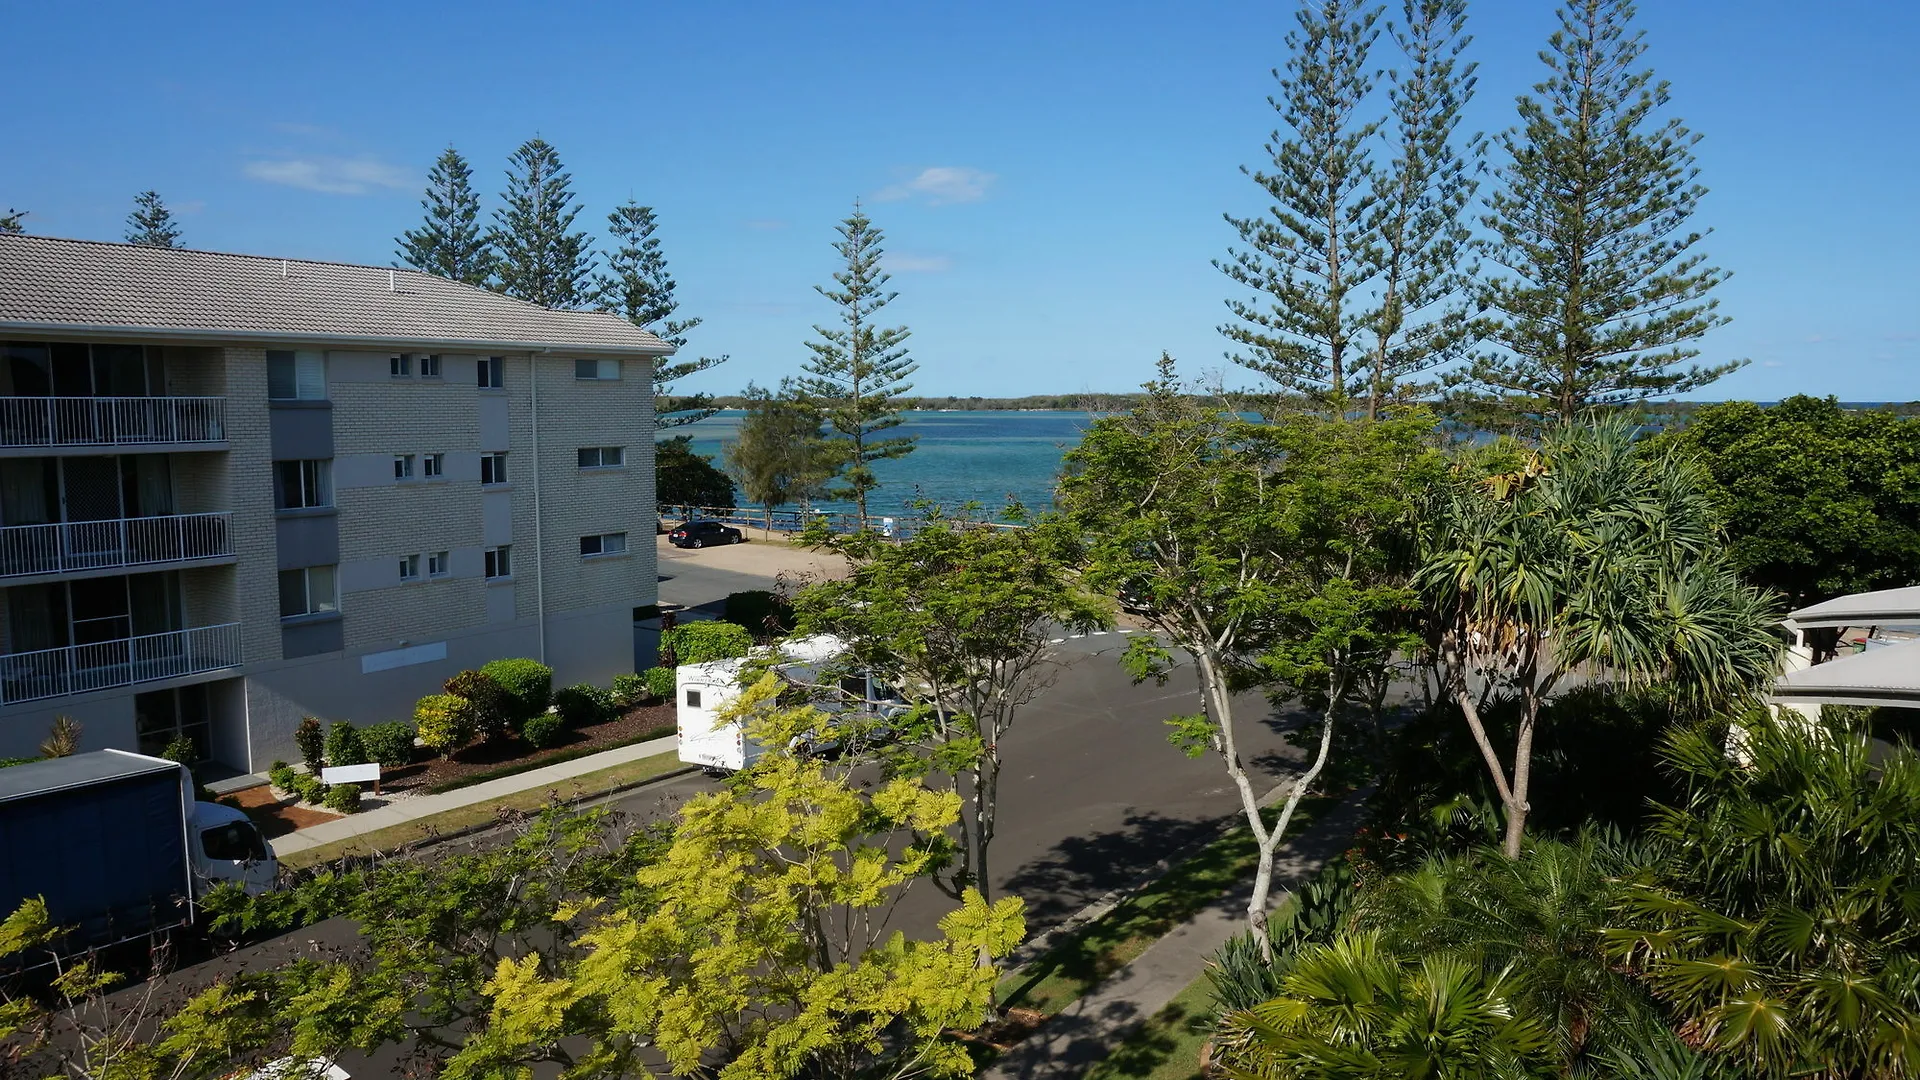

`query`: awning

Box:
[1786,585,1920,629]
[1773,638,1920,708]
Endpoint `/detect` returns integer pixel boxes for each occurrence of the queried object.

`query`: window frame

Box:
[480,452,508,486]
[427,550,450,578]
[398,554,420,582]
[577,446,626,469]
[573,358,620,381]
[389,354,411,378]
[267,350,327,402]
[393,454,415,481]
[478,356,504,390]
[484,545,512,580]
[580,532,628,557]
[422,452,445,479]
[273,459,333,511]
[419,354,442,379]
[277,565,339,620]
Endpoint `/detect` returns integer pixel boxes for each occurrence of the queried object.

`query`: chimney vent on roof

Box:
[388,269,395,293]
[280,260,288,279]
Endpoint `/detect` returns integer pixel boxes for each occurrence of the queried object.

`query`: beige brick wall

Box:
[218,346,284,665]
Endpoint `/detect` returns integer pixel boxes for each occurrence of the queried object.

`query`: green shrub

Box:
[325,720,367,766]
[644,666,676,702]
[160,735,197,766]
[480,658,554,720]
[552,683,615,728]
[723,590,793,637]
[322,783,361,814]
[414,694,477,755]
[360,721,416,768]
[0,757,38,769]
[521,712,565,749]
[292,774,329,804]
[444,669,513,740]
[659,621,753,666]
[293,717,325,772]
[267,762,297,791]
[611,672,647,708]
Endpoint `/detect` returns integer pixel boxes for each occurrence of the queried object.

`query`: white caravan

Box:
[676,634,903,773]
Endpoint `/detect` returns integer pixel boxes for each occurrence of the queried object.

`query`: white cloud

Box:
[890,253,953,273]
[243,156,412,195]
[876,166,995,205]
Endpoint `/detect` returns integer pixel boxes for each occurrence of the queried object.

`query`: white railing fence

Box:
[0,513,234,578]
[0,397,226,448]
[0,623,242,703]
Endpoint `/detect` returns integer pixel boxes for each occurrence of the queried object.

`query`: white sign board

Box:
[320,763,381,785]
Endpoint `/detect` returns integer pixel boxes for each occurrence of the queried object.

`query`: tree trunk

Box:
[1447,657,1523,856]
[1502,690,1541,858]
[1249,693,1344,961]
[1196,648,1280,958]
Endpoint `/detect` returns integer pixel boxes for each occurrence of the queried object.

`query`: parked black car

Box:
[668,520,744,548]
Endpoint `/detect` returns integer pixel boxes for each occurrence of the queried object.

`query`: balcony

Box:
[0,397,226,451]
[0,623,242,704]
[0,514,234,580]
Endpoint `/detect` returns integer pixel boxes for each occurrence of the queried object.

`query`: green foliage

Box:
[360,721,417,768]
[658,620,753,666]
[654,434,737,507]
[325,720,367,767]
[0,208,23,234]
[445,668,514,740]
[451,675,1024,1080]
[268,762,297,791]
[488,137,592,308]
[610,672,647,707]
[160,734,197,766]
[1418,414,1781,853]
[291,774,330,805]
[293,716,326,772]
[0,756,36,769]
[1653,395,1920,607]
[38,714,81,758]
[722,588,793,638]
[592,201,724,426]
[723,382,841,520]
[1447,0,1738,430]
[396,145,493,285]
[643,665,676,702]
[125,189,182,247]
[477,658,553,720]
[322,783,362,814]
[520,713,565,749]
[793,208,918,524]
[551,683,613,728]
[414,693,477,755]
[1607,715,1920,1075]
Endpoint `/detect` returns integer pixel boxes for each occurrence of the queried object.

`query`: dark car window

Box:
[201,821,268,862]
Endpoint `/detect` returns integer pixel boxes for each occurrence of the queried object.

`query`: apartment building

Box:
[0,234,668,770]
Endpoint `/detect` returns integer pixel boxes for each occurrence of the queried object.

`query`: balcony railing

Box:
[0,397,226,449]
[0,623,242,704]
[0,514,234,578]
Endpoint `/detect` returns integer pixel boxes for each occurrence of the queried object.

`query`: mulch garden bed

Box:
[229,784,340,839]
[375,701,678,796]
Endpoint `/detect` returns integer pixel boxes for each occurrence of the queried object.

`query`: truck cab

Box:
[192,800,277,896]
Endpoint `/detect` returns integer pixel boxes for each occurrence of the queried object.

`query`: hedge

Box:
[481,658,554,720]
[660,621,753,666]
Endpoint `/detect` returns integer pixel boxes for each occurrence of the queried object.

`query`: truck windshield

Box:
[202,821,268,862]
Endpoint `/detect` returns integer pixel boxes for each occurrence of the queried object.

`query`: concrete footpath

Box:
[266,734,684,858]
[982,791,1370,1080]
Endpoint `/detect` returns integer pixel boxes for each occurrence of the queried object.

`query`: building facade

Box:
[0,236,667,770]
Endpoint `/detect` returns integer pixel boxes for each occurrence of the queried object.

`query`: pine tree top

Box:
[125,191,182,248]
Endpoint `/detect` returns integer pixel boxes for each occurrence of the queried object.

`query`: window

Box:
[267,350,326,401]
[484,545,511,580]
[481,452,508,486]
[393,454,415,480]
[428,550,449,578]
[478,356,504,389]
[389,353,411,378]
[685,689,702,708]
[278,565,338,619]
[580,532,628,557]
[419,354,442,378]
[577,446,625,468]
[273,460,332,510]
[423,453,445,479]
[398,554,420,582]
[201,821,268,862]
[574,358,619,380]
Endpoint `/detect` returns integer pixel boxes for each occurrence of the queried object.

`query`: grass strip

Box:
[1084,973,1215,1080]
[997,796,1338,1018]
[423,728,676,794]
[279,752,691,869]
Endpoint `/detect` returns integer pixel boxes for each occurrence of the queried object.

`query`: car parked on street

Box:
[668,519,744,549]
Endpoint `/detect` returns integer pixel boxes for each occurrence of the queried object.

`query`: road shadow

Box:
[1003,809,1225,929]
[983,997,1149,1079]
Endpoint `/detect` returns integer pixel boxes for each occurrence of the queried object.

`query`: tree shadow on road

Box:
[1004,809,1226,929]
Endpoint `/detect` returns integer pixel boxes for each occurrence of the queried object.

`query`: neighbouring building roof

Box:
[1773,638,1920,708]
[0,234,673,356]
[1785,585,1920,629]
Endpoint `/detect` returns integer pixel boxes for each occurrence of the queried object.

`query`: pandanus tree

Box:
[1417,415,1779,857]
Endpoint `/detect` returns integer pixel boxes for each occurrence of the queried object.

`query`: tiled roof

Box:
[0,234,672,356]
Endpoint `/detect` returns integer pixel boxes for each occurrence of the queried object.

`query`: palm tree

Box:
[1417,415,1780,856]
[1607,714,1920,1076]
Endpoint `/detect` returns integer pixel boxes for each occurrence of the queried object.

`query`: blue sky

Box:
[5,1,1916,400]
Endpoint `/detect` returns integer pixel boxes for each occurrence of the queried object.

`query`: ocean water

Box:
[667,409,1094,518]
